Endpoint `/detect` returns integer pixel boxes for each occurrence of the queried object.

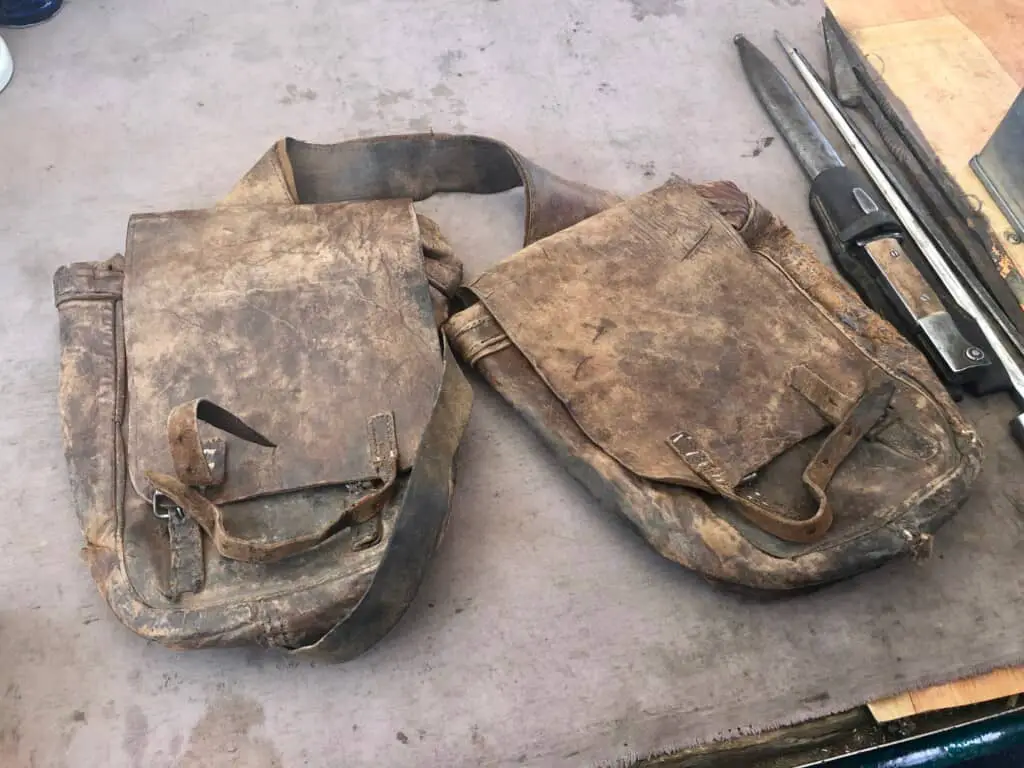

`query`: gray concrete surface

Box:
[3,1,1024,767]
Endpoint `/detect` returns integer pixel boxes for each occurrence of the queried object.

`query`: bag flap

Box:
[467,180,869,490]
[124,200,442,505]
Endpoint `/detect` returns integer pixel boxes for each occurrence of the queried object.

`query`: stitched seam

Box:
[467,338,512,365]
[450,315,494,336]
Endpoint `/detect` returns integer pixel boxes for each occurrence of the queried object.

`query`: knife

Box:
[734,34,993,391]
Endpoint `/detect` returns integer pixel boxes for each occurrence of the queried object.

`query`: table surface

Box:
[4,1,1024,766]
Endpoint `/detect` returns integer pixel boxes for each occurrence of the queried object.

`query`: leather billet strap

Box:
[164,508,204,601]
[291,340,473,661]
[668,380,895,543]
[259,134,621,247]
[147,411,399,564]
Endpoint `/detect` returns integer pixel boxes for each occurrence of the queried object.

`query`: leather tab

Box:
[444,303,512,366]
[788,364,855,424]
[369,412,398,479]
[53,256,124,307]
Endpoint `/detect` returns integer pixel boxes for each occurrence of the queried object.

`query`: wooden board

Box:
[827,0,1024,720]
[829,0,1024,293]
[868,667,1024,722]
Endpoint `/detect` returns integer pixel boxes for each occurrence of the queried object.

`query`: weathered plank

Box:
[869,667,1024,722]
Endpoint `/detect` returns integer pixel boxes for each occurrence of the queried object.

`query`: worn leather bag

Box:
[56,134,677,655]
[54,135,600,657]
[445,170,983,590]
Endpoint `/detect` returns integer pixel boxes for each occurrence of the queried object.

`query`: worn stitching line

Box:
[467,338,512,365]
[452,314,496,336]
[55,292,123,307]
[738,193,758,234]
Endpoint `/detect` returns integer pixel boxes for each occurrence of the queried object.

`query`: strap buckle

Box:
[151,491,183,521]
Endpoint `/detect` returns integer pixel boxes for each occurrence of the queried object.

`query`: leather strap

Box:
[668,379,895,543]
[291,341,472,661]
[164,507,204,600]
[261,134,621,246]
[444,302,513,366]
[787,365,853,424]
[147,412,399,564]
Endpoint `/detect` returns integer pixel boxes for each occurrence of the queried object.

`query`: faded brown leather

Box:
[446,178,982,589]
[124,201,439,506]
[54,133,626,657]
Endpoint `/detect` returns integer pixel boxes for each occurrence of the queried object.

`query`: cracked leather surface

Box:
[446,178,982,588]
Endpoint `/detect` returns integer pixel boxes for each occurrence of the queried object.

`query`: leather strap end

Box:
[167,399,274,488]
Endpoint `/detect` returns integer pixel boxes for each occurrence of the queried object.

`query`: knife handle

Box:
[861,237,941,319]
[808,166,998,392]
[809,166,912,327]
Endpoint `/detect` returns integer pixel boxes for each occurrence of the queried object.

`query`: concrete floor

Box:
[7,1,1018,767]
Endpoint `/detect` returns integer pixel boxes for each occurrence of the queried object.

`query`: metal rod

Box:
[776,32,1024,401]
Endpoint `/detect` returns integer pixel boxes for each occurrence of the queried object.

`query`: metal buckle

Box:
[151,492,183,521]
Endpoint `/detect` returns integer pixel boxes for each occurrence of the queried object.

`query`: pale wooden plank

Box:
[867,692,919,722]
[851,16,1017,174]
[830,0,1024,85]
[946,0,1024,86]
[910,667,1024,713]
[869,668,1024,722]
[828,0,946,32]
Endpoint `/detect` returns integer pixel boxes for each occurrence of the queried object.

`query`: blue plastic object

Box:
[0,0,63,28]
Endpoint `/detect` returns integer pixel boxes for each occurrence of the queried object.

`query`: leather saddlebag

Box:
[445,174,982,589]
[50,136,547,658]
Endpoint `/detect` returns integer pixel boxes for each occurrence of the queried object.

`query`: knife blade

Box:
[734,34,993,390]
[735,34,843,179]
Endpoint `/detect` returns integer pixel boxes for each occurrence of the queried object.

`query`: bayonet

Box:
[735,34,994,392]
[821,10,1024,358]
